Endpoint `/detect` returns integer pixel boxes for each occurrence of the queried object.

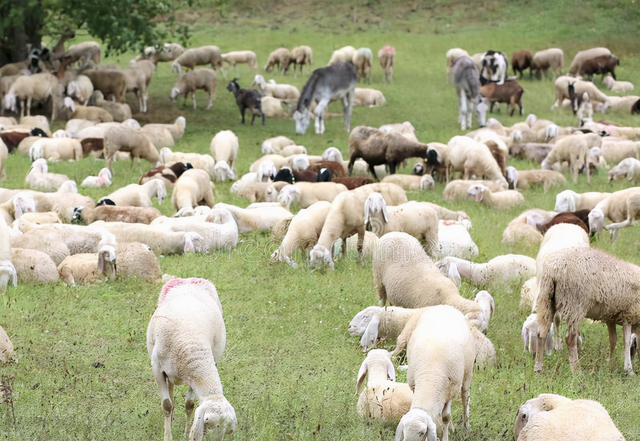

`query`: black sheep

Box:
[226,79,265,125]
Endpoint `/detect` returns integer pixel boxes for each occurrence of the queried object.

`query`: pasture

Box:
[2,0,640,439]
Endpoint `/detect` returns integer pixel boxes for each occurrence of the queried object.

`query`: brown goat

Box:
[331,177,374,190]
[539,210,590,235]
[480,79,524,116]
[308,161,347,178]
[579,54,620,81]
[511,50,533,78]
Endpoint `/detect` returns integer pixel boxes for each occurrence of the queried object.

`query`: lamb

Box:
[437,255,536,293]
[92,221,203,255]
[72,205,162,225]
[264,47,291,73]
[276,182,348,210]
[146,278,236,441]
[442,179,506,201]
[99,180,167,207]
[90,90,132,122]
[373,232,484,326]
[355,349,413,425]
[327,46,357,65]
[29,136,83,162]
[57,245,116,285]
[221,50,258,75]
[445,135,508,185]
[25,158,73,191]
[541,132,603,184]
[531,48,564,80]
[535,246,640,374]
[11,248,60,283]
[568,47,612,76]
[352,88,386,107]
[511,50,533,78]
[252,75,300,100]
[436,219,479,260]
[393,305,475,441]
[608,158,640,182]
[270,201,332,268]
[554,189,611,212]
[381,174,435,191]
[170,68,217,110]
[347,126,432,179]
[602,75,634,93]
[209,130,238,176]
[378,45,395,83]
[62,97,113,123]
[172,169,216,217]
[261,136,296,154]
[514,394,624,441]
[588,187,640,242]
[505,166,566,192]
[352,47,373,83]
[467,183,524,209]
[160,148,215,179]
[363,193,439,258]
[103,125,160,172]
[171,46,223,74]
[214,202,293,234]
[309,183,408,269]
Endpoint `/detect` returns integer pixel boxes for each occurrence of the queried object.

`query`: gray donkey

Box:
[452,56,487,131]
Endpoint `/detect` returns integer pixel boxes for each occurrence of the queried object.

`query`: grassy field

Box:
[2,0,640,439]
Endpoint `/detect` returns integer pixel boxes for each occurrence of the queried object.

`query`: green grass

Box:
[2,0,640,439]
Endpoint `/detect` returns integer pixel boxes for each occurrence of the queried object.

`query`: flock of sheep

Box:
[0,32,639,441]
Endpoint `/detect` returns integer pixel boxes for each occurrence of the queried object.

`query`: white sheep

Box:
[91,90,133,122]
[62,97,113,123]
[92,221,203,255]
[65,41,101,64]
[29,136,83,162]
[147,278,236,441]
[594,137,640,166]
[214,202,293,234]
[602,75,634,93]
[137,43,184,65]
[252,75,300,100]
[442,179,507,202]
[364,193,439,258]
[276,182,348,210]
[355,349,413,425]
[209,130,238,175]
[139,126,175,149]
[264,47,291,73]
[170,69,217,110]
[446,135,508,185]
[66,75,94,105]
[171,46,223,74]
[289,45,313,75]
[505,166,566,193]
[309,183,408,269]
[327,46,357,65]
[554,189,611,212]
[159,148,215,179]
[436,219,479,260]
[551,77,612,112]
[349,306,422,352]
[353,88,386,107]
[608,157,640,183]
[352,47,373,83]
[514,394,624,441]
[221,50,258,75]
[172,169,216,217]
[0,324,14,363]
[3,72,61,121]
[24,158,73,192]
[57,245,116,285]
[531,48,564,79]
[11,247,60,283]
[467,184,524,209]
[393,305,475,441]
[73,205,162,225]
[437,255,536,293]
[380,174,434,191]
[261,136,296,154]
[100,179,166,207]
[103,125,160,172]
[521,313,554,358]
[501,209,554,248]
[588,187,640,242]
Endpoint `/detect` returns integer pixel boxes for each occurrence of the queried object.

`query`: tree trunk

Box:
[0,0,45,66]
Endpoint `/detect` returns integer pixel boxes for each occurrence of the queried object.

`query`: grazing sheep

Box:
[227,78,264,125]
[378,45,395,83]
[350,306,425,352]
[270,201,332,268]
[352,48,373,83]
[363,193,439,258]
[467,183,524,209]
[541,132,603,184]
[215,202,293,234]
[593,137,640,166]
[437,219,479,260]
[99,180,167,207]
[602,75,634,93]
[445,135,507,185]
[356,349,413,425]
[29,136,83,162]
[221,50,258,75]
[505,166,566,192]
[327,46,357,65]
[66,75,94,105]
[531,48,564,79]
[83,69,127,104]
[286,45,313,75]
[568,47,612,76]
[62,97,113,123]
[103,125,159,172]
[147,278,236,441]
[3,71,64,121]
[608,157,640,182]
[170,69,217,110]
[514,394,624,441]
[437,255,536,292]
[252,75,300,100]
[393,305,475,441]
[588,187,640,242]
[521,313,555,357]
[171,46,223,74]
[511,50,533,78]
[172,169,216,217]
[209,130,238,175]
[347,126,431,179]
[72,205,162,225]
[353,88,386,107]
[136,43,184,66]
[264,47,291,73]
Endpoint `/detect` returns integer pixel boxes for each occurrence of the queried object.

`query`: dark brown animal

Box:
[579,54,620,81]
[80,138,104,158]
[539,210,591,235]
[139,162,193,185]
[485,140,507,177]
[226,78,264,125]
[308,160,347,178]
[511,50,533,78]
[480,80,524,116]
[0,128,47,153]
[331,177,374,190]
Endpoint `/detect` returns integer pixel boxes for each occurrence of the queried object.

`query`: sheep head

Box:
[466,184,488,203]
[363,192,389,233]
[588,207,605,233]
[189,397,237,441]
[0,261,18,290]
[309,244,334,270]
[348,306,379,337]
[395,408,438,441]
[359,314,381,352]
[98,245,117,281]
[169,87,182,102]
[554,190,576,212]
[13,194,35,218]
[356,349,395,394]
[505,166,519,189]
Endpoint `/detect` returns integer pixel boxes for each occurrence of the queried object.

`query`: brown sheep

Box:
[139,162,193,186]
[331,177,375,190]
[579,54,620,81]
[308,160,347,178]
[538,210,590,235]
[480,79,524,116]
[511,50,533,78]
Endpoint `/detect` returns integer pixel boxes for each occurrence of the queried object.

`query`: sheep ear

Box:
[381,200,389,223]
[385,353,396,382]
[355,358,369,395]
[474,189,484,203]
[426,416,438,441]
[189,406,205,441]
[98,252,105,273]
[359,314,380,352]
[567,196,576,212]
[448,262,461,288]
[394,419,405,441]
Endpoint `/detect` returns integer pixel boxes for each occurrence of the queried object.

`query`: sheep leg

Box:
[623,324,635,375]
[184,386,196,438]
[152,367,175,441]
[441,400,452,441]
[566,329,581,372]
[461,372,472,431]
[192,91,197,110]
[342,93,353,133]
[368,163,379,181]
[607,321,618,366]
[240,106,246,124]
[458,91,468,131]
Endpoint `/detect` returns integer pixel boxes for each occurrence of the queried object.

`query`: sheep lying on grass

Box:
[147,278,236,441]
[466,184,524,209]
[57,245,116,285]
[25,158,73,192]
[172,169,216,217]
[99,180,167,208]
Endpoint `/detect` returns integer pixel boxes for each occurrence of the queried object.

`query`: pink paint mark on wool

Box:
[157,277,213,305]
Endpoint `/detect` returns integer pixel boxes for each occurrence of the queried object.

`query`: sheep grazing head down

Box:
[293,108,312,135]
[309,244,334,270]
[170,87,181,102]
[395,408,438,441]
[189,397,237,441]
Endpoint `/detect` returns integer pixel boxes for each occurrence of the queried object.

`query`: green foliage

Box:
[2,1,640,440]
